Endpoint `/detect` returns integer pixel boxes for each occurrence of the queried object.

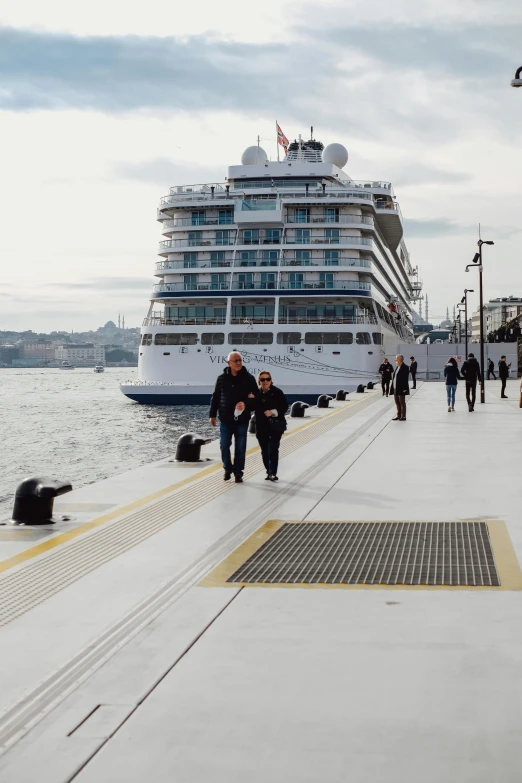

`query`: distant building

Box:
[55,343,105,363]
[21,341,56,362]
[0,345,19,365]
[485,297,522,335]
[471,309,487,342]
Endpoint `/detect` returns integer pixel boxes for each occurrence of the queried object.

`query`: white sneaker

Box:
[448,406,452,412]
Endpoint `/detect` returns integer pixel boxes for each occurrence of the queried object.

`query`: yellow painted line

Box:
[0,397,372,575]
[200,518,522,591]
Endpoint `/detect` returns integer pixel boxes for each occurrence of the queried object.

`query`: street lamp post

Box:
[457,305,465,348]
[460,288,474,360]
[466,240,494,403]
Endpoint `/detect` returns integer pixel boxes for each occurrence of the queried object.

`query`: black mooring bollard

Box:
[12,477,73,525]
[335,390,347,401]
[366,381,375,390]
[175,433,211,462]
[290,401,309,418]
[248,415,256,434]
[356,384,366,393]
[317,394,333,408]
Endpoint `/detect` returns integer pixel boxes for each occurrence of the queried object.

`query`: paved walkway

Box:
[1,380,521,783]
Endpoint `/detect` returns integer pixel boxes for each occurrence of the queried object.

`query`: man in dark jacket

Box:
[487,358,497,380]
[409,357,418,389]
[461,352,481,412]
[391,354,410,421]
[209,352,258,482]
[498,355,511,398]
[378,358,393,397]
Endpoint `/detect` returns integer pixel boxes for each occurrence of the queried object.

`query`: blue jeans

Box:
[256,432,282,476]
[446,384,457,407]
[220,422,248,477]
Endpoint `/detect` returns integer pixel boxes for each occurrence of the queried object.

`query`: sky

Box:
[0,0,521,331]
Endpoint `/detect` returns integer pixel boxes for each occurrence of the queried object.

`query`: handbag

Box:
[269,416,287,435]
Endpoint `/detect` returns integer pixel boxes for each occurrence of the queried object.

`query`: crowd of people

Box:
[209,351,518,484]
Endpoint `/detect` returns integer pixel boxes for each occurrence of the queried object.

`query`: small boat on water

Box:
[59,361,75,370]
[94,365,105,373]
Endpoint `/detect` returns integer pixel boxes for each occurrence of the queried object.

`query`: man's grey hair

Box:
[227,351,242,361]
[396,354,404,361]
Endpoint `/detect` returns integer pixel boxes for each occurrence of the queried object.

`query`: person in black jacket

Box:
[378,358,393,397]
[254,371,288,481]
[498,355,511,398]
[409,356,418,389]
[391,355,409,421]
[487,358,497,380]
[461,353,481,412]
[444,357,463,412]
[209,352,258,483]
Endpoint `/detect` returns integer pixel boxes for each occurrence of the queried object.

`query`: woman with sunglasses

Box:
[255,372,288,482]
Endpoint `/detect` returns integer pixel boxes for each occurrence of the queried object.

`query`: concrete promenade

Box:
[1,379,521,782]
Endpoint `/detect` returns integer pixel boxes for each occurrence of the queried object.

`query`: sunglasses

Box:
[259,377,272,382]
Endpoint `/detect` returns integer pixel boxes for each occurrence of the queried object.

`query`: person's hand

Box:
[264,410,273,417]
[236,401,246,412]
[210,418,217,427]
[248,393,255,398]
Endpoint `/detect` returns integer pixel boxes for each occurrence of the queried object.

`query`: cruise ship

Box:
[121,134,421,404]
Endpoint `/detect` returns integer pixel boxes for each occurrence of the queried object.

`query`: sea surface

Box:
[0,368,215,521]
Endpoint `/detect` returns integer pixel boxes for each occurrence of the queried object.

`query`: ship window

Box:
[141,334,152,346]
[218,209,233,224]
[294,250,311,265]
[356,332,371,345]
[277,332,301,344]
[228,332,274,345]
[305,333,353,345]
[201,333,225,345]
[372,333,383,345]
[155,333,198,345]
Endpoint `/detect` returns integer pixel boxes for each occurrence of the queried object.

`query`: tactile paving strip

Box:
[0,394,381,627]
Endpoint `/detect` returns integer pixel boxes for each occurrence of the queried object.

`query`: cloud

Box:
[48,277,152,291]
[405,218,521,239]
[113,158,226,186]
[392,164,471,187]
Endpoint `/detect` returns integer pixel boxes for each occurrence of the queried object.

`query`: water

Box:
[0,368,215,521]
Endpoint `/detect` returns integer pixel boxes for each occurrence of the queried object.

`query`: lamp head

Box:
[484,240,494,245]
[472,252,480,263]
[511,66,522,87]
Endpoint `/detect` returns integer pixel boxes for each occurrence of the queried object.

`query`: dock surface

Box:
[1,381,521,782]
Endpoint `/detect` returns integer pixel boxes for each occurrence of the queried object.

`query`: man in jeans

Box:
[209,352,258,483]
[461,352,481,412]
[391,354,410,421]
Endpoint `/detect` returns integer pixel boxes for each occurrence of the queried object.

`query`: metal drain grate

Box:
[227,522,500,586]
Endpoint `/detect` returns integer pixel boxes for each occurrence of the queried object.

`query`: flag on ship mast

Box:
[276,122,289,160]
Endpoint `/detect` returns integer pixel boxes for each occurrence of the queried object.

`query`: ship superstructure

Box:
[121,135,421,404]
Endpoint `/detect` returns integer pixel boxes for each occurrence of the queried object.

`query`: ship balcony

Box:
[160,217,235,235]
[285,215,374,227]
[155,258,234,273]
[373,201,403,252]
[158,237,237,255]
[280,254,371,270]
[283,236,372,247]
[143,315,227,326]
[152,279,372,298]
[277,280,371,293]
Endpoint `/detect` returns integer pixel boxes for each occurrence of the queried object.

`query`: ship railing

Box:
[153,283,230,293]
[159,188,381,206]
[230,317,274,324]
[285,215,374,225]
[278,281,371,291]
[159,237,236,250]
[280,257,371,268]
[161,217,234,229]
[156,256,372,271]
[277,315,378,325]
[156,260,234,270]
[283,236,372,246]
[143,316,226,326]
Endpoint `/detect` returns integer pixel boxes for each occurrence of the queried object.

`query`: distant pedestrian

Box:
[209,352,258,483]
[461,352,481,412]
[378,358,393,397]
[409,356,418,389]
[391,354,409,421]
[254,372,288,482]
[444,357,463,412]
[498,355,512,398]
[487,358,497,380]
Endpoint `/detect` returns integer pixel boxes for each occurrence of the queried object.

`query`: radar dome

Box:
[241,146,268,165]
[322,143,348,169]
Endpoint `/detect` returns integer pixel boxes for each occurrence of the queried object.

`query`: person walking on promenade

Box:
[409,356,418,389]
[461,352,481,412]
[209,351,258,483]
[444,357,463,412]
[498,355,511,398]
[391,354,409,421]
[487,358,497,380]
[254,371,288,482]
[378,357,393,397]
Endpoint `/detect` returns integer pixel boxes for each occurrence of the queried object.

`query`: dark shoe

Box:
[264,474,271,481]
[392,416,401,421]
[224,471,232,481]
[269,475,279,481]
[501,395,508,399]
[234,475,243,483]
[400,417,406,421]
